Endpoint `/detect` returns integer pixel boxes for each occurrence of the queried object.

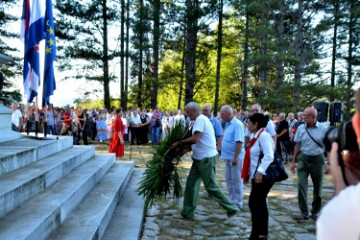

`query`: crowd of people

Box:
[9,98,360,239]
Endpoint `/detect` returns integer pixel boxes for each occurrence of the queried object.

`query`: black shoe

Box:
[294,214,310,223]
[311,213,319,221]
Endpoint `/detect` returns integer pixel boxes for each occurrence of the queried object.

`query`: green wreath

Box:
[137,121,192,207]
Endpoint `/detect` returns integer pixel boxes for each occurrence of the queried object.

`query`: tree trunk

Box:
[120,0,126,109]
[276,0,285,113]
[293,0,303,111]
[137,0,144,108]
[178,29,186,109]
[330,1,339,103]
[151,0,160,109]
[258,8,268,99]
[184,0,199,104]
[125,0,130,110]
[102,0,110,109]
[241,11,249,111]
[346,0,355,118]
[213,0,223,116]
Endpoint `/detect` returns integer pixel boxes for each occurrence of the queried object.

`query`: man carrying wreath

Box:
[172,102,239,221]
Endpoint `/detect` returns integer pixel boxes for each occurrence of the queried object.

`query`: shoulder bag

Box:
[304,126,323,148]
[304,126,327,157]
[254,140,289,182]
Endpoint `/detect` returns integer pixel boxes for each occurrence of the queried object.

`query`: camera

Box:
[323,120,357,154]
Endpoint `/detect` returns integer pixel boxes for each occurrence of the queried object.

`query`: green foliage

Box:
[137,122,192,207]
[56,0,119,109]
[74,98,121,110]
[1,0,23,103]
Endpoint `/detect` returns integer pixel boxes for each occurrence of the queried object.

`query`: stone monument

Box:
[0,56,21,143]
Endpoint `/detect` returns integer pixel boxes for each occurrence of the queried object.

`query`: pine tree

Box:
[0,0,22,104]
[56,0,119,109]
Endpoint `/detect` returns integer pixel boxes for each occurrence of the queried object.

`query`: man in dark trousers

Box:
[276,113,290,163]
[290,107,327,222]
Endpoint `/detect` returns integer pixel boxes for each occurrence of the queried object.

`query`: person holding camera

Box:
[290,107,327,222]
[317,92,360,239]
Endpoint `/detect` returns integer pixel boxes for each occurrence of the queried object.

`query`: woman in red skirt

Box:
[109,108,124,158]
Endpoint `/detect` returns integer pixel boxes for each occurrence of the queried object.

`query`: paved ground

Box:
[96,143,334,240]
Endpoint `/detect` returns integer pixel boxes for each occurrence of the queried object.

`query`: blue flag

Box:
[42,0,56,107]
[20,0,46,103]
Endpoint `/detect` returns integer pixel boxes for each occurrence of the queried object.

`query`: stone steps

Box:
[0,136,73,176]
[0,135,145,240]
[50,162,134,240]
[0,145,95,218]
[102,168,145,240]
[0,154,115,240]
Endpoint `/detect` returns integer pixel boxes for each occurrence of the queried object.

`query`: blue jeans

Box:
[151,126,161,144]
[47,125,55,135]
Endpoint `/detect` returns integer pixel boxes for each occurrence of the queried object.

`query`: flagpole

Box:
[26,101,30,135]
[35,96,39,137]
[44,102,48,137]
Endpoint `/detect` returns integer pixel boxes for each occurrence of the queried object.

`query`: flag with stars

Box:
[20,0,45,103]
[42,0,56,107]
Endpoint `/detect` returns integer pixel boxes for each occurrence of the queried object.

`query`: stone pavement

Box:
[96,144,334,240]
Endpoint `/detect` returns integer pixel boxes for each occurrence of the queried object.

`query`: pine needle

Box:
[137,121,192,208]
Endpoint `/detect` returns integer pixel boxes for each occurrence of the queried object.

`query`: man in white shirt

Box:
[244,104,276,148]
[172,102,239,221]
[130,109,141,145]
[174,109,185,126]
[11,103,23,132]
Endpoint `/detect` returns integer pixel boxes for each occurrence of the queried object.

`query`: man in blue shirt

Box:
[220,105,245,209]
[202,104,223,153]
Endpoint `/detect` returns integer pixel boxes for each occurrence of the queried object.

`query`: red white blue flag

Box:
[42,0,56,107]
[20,0,45,103]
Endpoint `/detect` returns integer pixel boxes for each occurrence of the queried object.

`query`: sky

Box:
[7,0,121,107]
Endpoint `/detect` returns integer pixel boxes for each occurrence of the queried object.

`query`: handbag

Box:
[254,144,289,182]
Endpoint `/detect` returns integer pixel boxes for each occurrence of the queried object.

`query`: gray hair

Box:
[185,102,201,113]
[252,103,262,112]
[279,112,286,119]
[203,103,212,111]
[220,105,233,114]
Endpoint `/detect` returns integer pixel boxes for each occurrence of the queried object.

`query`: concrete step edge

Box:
[0,145,96,218]
[0,154,115,240]
[0,136,73,176]
[103,167,146,240]
[50,162,135,240]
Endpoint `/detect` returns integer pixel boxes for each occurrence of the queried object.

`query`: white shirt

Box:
[162,115,174,129]
[249,129,275,178]
[12,109,22,127]
[191,114,218,160]
[317,183,360,240]
[294,121,327,156]
[121,117,128,134]
[245,120,276,138]
[147,112,153,121]
[131,114,141,126]
[174,114,185,126]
